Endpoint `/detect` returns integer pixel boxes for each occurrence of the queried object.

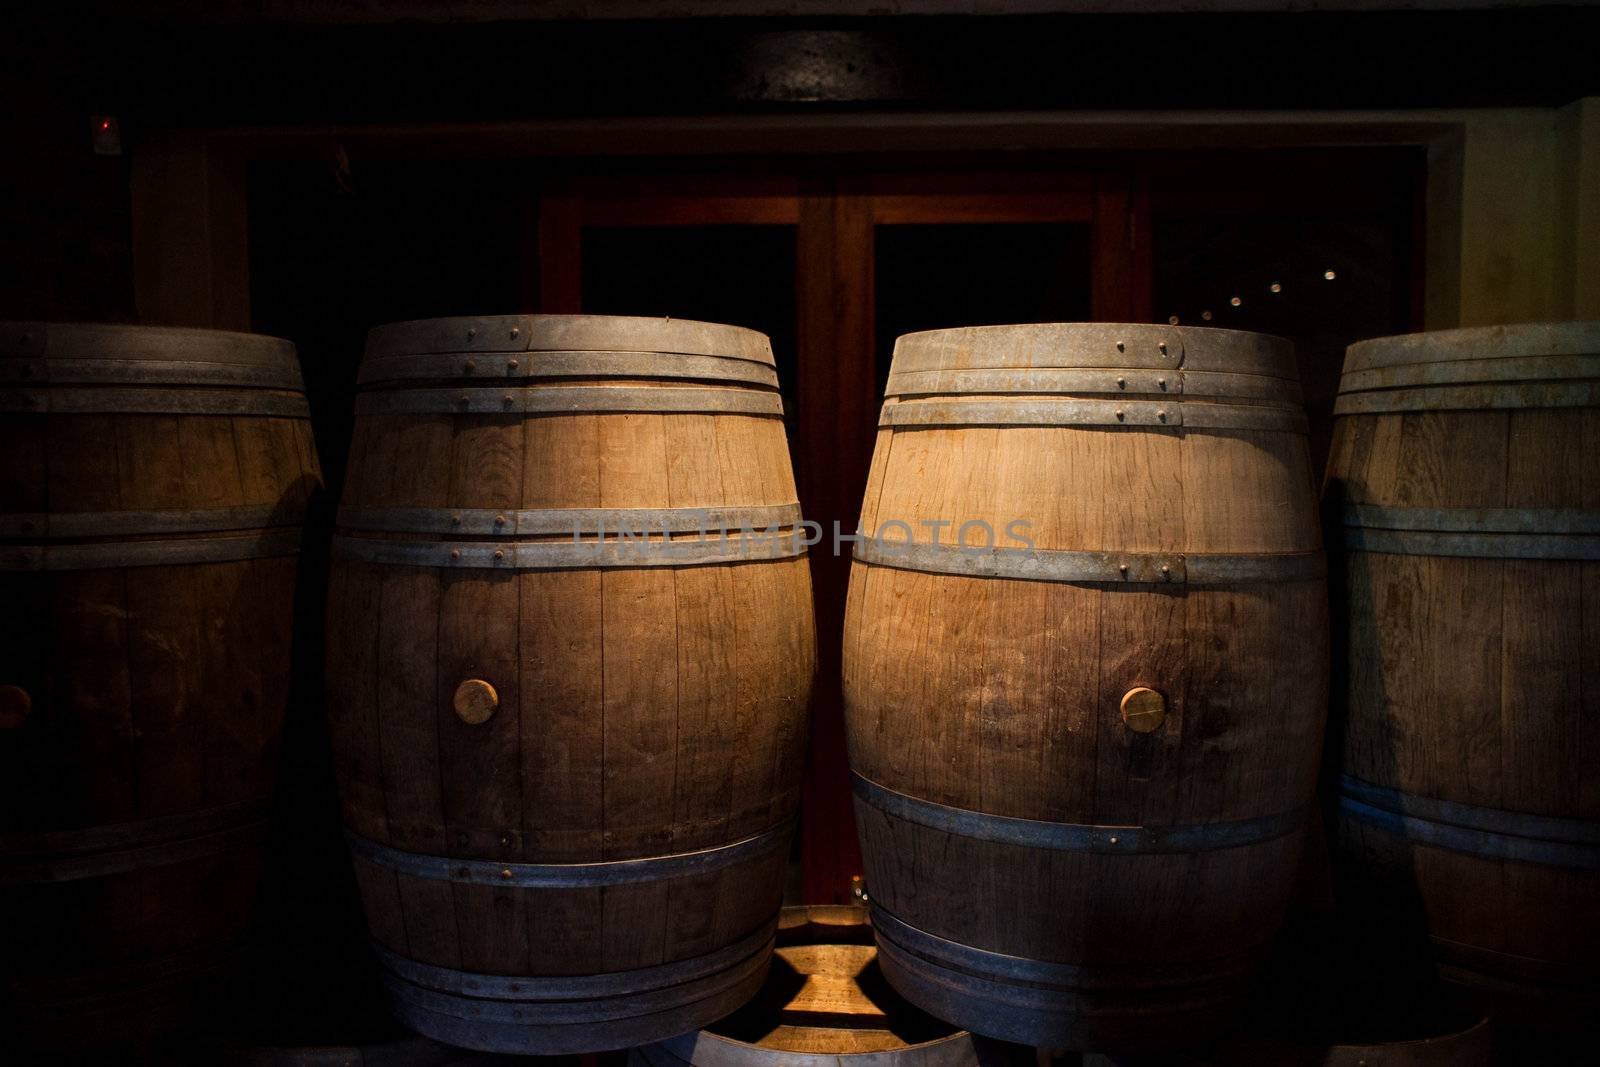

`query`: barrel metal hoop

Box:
[1332,382,1600,415]
[1342,528,1600,561]
[358,350,779,388]
[344,822,789,888]
[0,799,272,860]
[1338,353,1600,394]
[371,918,775,1004]
[878,398,1305,433]
[0,529,304,572]
[0,817,269,885]
[331,531,806,570]
[1,387,309,418]
[869,906,1267,991]
[1343,505,1600,536]
[852,539,1325,586]
[353,385,783,417]
[886,368,1186,399]
[1,358,304,391]
[883,368,1303,405]
[362,315,775,365]
[1339,776,1600,871]
[853,773,1305,854]
[2,504,307,540]
[336,503,803,538]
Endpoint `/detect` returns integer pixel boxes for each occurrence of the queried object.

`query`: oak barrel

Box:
[1326,321,1600,1027]
[632,906,1022,1067]
[843,323,1329,1051]
[0,322,320,1048]
[326,314,816,1054]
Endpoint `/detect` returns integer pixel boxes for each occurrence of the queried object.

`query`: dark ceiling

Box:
[4,7,1599,131]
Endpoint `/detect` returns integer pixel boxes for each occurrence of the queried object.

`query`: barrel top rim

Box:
[1344,320,1600,371]
[0,321,297,362]
[895,321,1293,348]
[365,313,776,365]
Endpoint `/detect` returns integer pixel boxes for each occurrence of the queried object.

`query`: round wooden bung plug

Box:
[452,679,499,725]
[1120,687,1166,733]
[0,685,31,730]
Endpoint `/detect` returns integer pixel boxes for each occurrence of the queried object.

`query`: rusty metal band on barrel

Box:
[868,906,1268,996]
[336,502,803,537]
[370,918,775,1011]
[2,387,310,417]
[1,358,304,390]
[878,397,1307,432]
[353,385,783,417]
[1342,505,1600,561]
[357,349,780,387]
[852,538,1325,585]
[852,773,1305,854]
[1338,776,1600,871]
[344,821,790,888]
[0,528,304,572]
[0,800,273,885]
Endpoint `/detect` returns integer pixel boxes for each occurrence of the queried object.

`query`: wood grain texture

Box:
[0,324,318,1049]
[1327,323,1600,1027]
[843,324,1327,1051]
[326,315,815,1048]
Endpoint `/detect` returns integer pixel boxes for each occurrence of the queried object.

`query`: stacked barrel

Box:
[0,323,320,1049]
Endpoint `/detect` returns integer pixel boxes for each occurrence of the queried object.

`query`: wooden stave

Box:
[1326,321,1600,1028]
[327,316,815,1054]
[0,325,319,1049]
[845,323,1328,1051]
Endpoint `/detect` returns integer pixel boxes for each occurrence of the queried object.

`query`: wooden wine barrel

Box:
[1326,321,1600,1027]
[844,323,1328,1051]
[0,322,320,1048]
[326,315,815,1055]
[633,906,1022,1067]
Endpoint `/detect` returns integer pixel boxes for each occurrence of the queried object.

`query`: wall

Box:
[1427,101,1600,328]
